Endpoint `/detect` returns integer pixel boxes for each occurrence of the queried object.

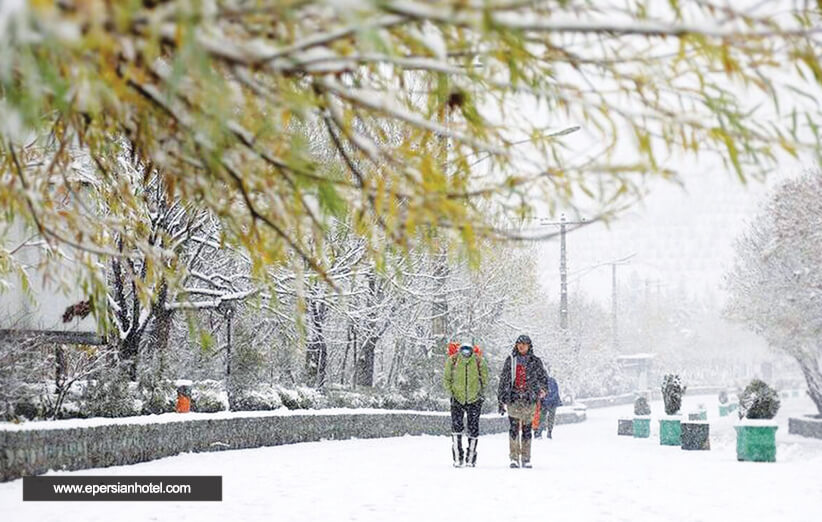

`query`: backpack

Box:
[447,342,483,358]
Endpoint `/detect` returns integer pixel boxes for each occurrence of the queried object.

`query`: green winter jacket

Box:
[443,353,489,405]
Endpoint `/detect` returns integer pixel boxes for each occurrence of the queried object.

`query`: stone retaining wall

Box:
[788,415,822,440]
[1,409,584,482]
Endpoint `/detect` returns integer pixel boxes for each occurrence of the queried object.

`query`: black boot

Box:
[466,437,478,467]
[451,433,464,467]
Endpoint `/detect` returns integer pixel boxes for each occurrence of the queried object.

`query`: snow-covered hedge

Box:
[231,384,283,411]
[2,379,454,421]
[191,380,229,413]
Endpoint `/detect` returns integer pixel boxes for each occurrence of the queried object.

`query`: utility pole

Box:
[560,216,568,330]
[611,263,618,351]
[540,214,588,332]
[605,254,635,351]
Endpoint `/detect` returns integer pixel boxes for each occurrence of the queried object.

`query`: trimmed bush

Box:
[661,374,686,415]
[739,379,781,420]
[634,396,651,416]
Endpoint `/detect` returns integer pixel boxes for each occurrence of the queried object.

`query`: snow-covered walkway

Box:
[2,394,821,522]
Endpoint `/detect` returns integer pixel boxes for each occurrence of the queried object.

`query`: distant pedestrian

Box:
[444,343,489,467]
[497,335,548,468]
[535,368,562,439]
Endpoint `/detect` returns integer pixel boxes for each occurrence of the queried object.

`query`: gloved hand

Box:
[498,402,506,416]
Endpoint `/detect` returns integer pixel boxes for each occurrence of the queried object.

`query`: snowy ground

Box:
[2,394,821,522]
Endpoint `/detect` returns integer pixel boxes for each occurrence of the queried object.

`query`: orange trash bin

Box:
[176,385,191,413]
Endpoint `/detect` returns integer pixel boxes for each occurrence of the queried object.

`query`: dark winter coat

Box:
[496,345,549,406]
[541,376,562,408]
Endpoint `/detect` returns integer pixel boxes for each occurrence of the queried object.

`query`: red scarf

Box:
[514,361,527,390]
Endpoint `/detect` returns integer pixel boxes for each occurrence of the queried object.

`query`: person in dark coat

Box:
[497,334,549,468]
[535,367,562,439]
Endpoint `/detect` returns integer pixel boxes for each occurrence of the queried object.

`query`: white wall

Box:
[0,219,97,334]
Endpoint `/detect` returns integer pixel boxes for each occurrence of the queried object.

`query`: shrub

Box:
[739,379,781,420]
[191,380,228,413]
[297,386,328,409]
[13,400,42,420]
[82,366,141,418]
[278,387,303,410]
[139,379,176,415]
[661,374,687,415]
[232,384,284,411]
[634,396,651,416]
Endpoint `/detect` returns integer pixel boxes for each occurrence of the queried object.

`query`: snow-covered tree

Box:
[4,0,822,292]
[725,171,822,415]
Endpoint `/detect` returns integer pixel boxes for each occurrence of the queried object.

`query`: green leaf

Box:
[317,181,347,219]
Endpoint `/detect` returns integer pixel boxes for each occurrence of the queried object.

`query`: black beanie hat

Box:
[515,334,532,346]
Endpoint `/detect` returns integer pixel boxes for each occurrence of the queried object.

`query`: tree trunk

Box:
[340,321,353,386]
[796,351,822,416]
[151,281,174,380]
[356,336,377,387]
[430,251,450,391]
[305,299,328,388]
[54,345,65,392]
[355,272,379,387]
[225,308,234,410]
[121,332,140,381]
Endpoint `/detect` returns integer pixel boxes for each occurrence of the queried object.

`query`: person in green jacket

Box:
[444,343,489,467]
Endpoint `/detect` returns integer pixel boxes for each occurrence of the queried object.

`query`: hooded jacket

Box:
[541,375,562,408]
[444,352,489,405]
[497,344,549,405]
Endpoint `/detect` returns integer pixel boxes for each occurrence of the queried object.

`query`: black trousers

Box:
[451,398,482,438]
[509,417,533,440]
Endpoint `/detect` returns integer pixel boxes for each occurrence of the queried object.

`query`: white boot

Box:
[465,437,478,467]
[451,433,464,467]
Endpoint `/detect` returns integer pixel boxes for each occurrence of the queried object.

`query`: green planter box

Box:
[792,390,799,398]
[688,411,708,421]
[633,417,651,438]
[729,402,738,412]
[618,419,633,436]
[719,404,730,417]
[681,422,710,450]
[735,424,778,462]
[659,418,681,445]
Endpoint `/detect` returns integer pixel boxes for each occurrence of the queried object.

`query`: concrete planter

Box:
[788,415,822,440]
[633,416,651,438]
[659,416,682,446]
[735,421,778,462]
[681,421,710,450]
[688,411,708,421]
[618,418,633,436]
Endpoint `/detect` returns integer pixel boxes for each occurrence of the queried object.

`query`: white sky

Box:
[536,158,808,307]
